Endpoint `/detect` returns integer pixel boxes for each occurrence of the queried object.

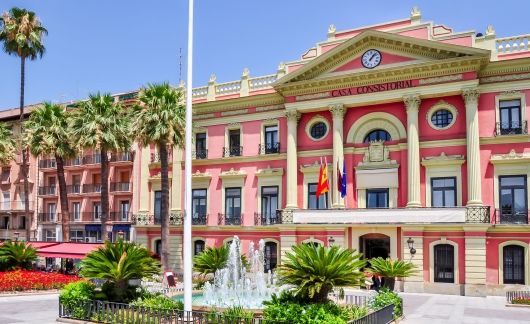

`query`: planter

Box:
[382,277,395,290]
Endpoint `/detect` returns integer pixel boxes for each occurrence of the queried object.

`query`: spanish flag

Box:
[316,157,329,198]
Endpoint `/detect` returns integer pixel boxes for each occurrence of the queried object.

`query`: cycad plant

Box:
[193,244,249,275]
[130,83,185,271]
[367,257,417,290]
[0,7,47,240]
[80,239,160,302]
[25,103,76,241]
[278,244,366,303]
[0,240,37,270]
[70,93,131,241]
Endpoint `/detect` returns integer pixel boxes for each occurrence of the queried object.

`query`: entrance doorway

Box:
[359,234,390,259]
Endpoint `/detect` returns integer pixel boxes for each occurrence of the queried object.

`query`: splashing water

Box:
[202,236,279,309]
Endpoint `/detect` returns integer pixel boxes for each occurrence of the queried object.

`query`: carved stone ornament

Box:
[242,68,250,78]
[363,141,386,163]
[462,88,480,104]
[421,152,465,166]
[329,104,345,118]
[403,95,421,111]
[328,24,336,34]
[490,149,530,164]
[411,6,421,18]
[285,110,301,122]
[486,25,495,37]
[209,74,217,83]
[220,168,247,178]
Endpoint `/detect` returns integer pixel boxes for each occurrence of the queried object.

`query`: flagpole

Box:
[183,0,194,313]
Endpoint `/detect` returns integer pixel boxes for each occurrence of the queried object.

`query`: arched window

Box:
[503,245,525,284]
[434,244,454,283]
[154,239,162,256]
[194,240,205,256]
[363,129,391,143]
[303,241,321,248]
[264,242,278,272]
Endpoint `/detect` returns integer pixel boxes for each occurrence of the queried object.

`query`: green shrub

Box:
[340,304,369,321]
[59,281,95,319]
[0,241,37,270]
[369,288,403,319]
[130,293,183,311]
[222,306,254,323]
[512,297,530,305]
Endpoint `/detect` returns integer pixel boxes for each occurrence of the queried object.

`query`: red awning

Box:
[37,242,102,259]
[27,242,60,249]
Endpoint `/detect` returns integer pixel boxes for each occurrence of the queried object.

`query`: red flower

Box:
[0,270,82,292]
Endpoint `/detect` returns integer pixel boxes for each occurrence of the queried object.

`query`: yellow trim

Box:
[426,100,458,131]
[498,241,529,285]
[429,239,459,284]
[305,115,330,142]
[193,93,284,115]
[346,112,407,144]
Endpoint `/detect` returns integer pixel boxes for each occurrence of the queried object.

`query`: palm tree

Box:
[130,83,185,271]
[70,94,130,241]
[0,240,37,270]
[193,244,249,275]
[80,239,160,302]
[25,103,76,241]
[0,123,16,165]
[0,7,47,241]
[278,244,366,303]
[367,257,417,290]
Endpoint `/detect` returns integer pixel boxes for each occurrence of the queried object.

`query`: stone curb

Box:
[0,290,60,297]
[56,318,93,324]
[506,303,530,308]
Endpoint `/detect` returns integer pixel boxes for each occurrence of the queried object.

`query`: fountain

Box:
[200,236,279,309]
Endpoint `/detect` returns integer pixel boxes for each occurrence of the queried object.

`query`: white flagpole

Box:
[183,0,194,313]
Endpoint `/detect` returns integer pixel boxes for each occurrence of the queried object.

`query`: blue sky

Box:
[1,1,529,109]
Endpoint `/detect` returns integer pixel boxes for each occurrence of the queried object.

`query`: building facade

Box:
[134,8,530,296]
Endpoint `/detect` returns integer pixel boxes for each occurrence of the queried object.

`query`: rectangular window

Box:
[93,203,101,220]
[69,230,84,242]
[2,191,9,210]
[431,177,456,207]
[120,201,130,221]
[229,129,241,156]
[499,175,528,224]
[366,189,389,208]
[45,229,56,242]
[154,191,162,223]
[263,125,279,154]
[71,175,81,193]
[225,187,241,224]
[72,202,81,221]
[18,216,25,230]
[86,230,101,242]
[0,168,10,182]
[47,203,56,221]
[1,216,8,229]
[192,189,207,217]
[434,244,455,283]
[308,183,328,209]
[499,99,523,135]
[195,133,207,159]
[261,186,279,222]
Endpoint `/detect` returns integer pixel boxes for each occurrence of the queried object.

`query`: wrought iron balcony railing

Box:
[64,156,83,167]
[259,142,280,154]
[66,184,82,194]
[39,159,56,169]
[110,182,131,192]
[465,206,491,223]
[83,183,102,193]
[223,146,243,157]
[192,214,208,225]
[254,212,282,225]
[495,120,528,136]
[193,149,208,160]
[81,212,102,221]
[494,209,529,224]
[38,213,59,223]
[217,213,242,225]
[0,200,33,211]
[38,186,56,196]
[110,152,135,162]
[109,211,132,222]
[83,154,102,165]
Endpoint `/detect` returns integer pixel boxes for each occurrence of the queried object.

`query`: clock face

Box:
[361,49,382,69]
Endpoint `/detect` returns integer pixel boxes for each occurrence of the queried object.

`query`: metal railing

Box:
[0,200,33,211]
[507,290,530,303]
[83,183,102,193]
[131,213,183,226]
[254,212,282,225]
[259,142,280,154]
[495,120,528,136]
[38,213,59,223]
[64,156,83,166]
[83,154,102,165]
[38,186,56,196]
[110,182,131,192]
[66,184,82,194]
[193,149,208,159]
[223,146,243,157]
[39,159,56,169]
[349,303,394,324]
[150,152,173,163]
[494,209,529,224]
[110,152,135,162]
[192,214,208,225]
[465,206,491,223]
[217,213,242,225]
[109,211,132,222]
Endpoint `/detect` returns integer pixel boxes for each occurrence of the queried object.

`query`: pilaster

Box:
[139,146,150,212]
[404,95,421,208]
[171,147,182,212]
[329,104,345,208]
[285,110,300,209]
[462,88,483,206]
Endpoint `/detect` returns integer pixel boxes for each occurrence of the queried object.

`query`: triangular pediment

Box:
[275,30,490,87]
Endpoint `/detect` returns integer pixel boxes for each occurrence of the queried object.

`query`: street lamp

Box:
[407,237,416,256]
[328,236,335,247]
[13,231,20,242]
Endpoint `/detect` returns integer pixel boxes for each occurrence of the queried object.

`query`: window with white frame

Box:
[45,229,56,242]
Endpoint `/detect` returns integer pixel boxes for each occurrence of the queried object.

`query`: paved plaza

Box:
[0,293,58,324]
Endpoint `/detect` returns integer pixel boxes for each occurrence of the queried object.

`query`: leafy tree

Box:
[367,257,417,290]
[25,103,76,241]
[0,7,47,240]
[80,239,160,302]
[278,244,366,303]
[70,94,131,241]
[0,122,16,165]
[130,83,185,270]
[0,240,37,270]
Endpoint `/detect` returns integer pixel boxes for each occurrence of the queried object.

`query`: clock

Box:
[361,49,382,69]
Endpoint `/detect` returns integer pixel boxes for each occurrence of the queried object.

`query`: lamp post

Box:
[407,237,416,256]
[13,231,20,242]
[328,236,335,247]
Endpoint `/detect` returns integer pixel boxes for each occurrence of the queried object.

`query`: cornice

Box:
[219,168,247,179]
[480,135,530,145]
[256,167,284,177]
[421,152,465,167]
[490,149,530,165]
[192,153,286,166]
[478,58,530,78]
[193,93,284,115]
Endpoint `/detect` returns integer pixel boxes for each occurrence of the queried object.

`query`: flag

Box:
[316,157,329,198]
[341,159,347,198]
[337,161,342,193]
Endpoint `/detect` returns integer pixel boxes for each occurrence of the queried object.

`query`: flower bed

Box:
[0,270,81,292]
[512,297,530,305]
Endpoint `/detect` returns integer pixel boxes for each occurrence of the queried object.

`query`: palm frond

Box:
[367,257,417,278]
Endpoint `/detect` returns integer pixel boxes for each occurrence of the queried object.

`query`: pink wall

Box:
[333,51,415,73]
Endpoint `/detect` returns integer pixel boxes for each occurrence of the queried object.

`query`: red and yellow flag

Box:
[316,157,329,198]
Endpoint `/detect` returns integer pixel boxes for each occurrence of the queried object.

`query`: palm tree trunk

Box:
[55,155,69,242]
[18,56,31,241]
[159,142,170,271]
[100,149,110,242]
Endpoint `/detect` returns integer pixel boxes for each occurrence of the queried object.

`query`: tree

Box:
[367,257,417,290]
[0,240,37,270]
[80,239,160,302]
[70,94,130,241]
[278,244,366,303]
[130,83,185,271]
[193,244,249,275]
[0,7,47,241]
[0,123,16,165]
[25,103,76,241]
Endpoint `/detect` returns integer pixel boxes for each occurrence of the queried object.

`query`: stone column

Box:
[329,104,345,208]
[404,95,422,208]
[463,88,483,206]
[285,110,300,209]
[139,146,150,212]
[171,148,182,212]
